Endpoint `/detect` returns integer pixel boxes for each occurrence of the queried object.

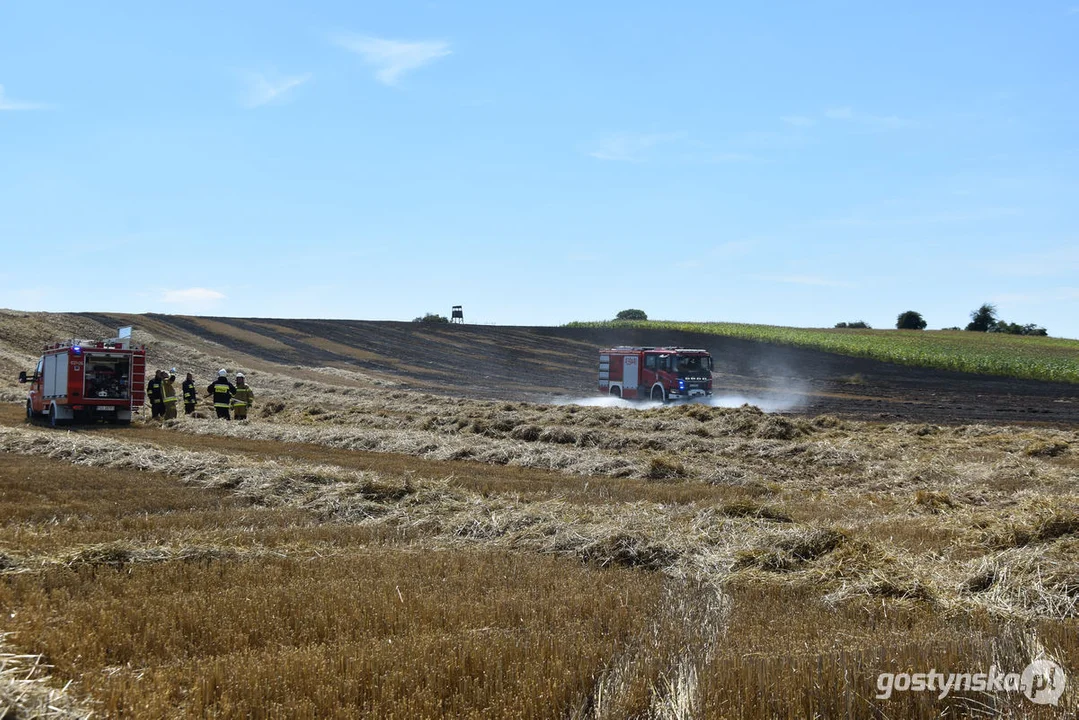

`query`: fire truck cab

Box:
[599,347,714,402]
[19,331,147,427]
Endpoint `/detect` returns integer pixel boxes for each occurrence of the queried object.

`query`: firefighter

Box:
[146,370,165,420]
[182,372,198,415]
[206,369,236,420]
[162,369,179,420]
[232,372,255,421]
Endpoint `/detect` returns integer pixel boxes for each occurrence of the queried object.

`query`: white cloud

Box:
[0,84,48,111]
[757,274,856,288]
[588,131,685,162]
[332,33,451,85]
[824,106,912,131]
[238,71,312,108]
[161,288,227,308]
[1067,6,1079,14]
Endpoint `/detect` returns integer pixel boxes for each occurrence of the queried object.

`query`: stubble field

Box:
[0,310,1077,718]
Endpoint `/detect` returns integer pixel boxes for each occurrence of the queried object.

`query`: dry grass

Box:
[2,309,1079,716]
[2,419,1078,716]
[1,633,92,720]
[2,552,664,719]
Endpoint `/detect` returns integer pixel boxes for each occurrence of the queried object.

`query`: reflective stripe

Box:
[163,397,177,404]
[214,403,231,408]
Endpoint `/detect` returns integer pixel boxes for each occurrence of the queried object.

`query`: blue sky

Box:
[2,2,1077,337]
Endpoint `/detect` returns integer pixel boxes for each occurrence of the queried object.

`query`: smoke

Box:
[553,374,812,414]
[553,390,809,413]
[555,396,665,410]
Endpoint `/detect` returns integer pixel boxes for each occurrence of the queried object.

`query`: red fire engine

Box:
[599,347,714,401]
[19,330,147,427]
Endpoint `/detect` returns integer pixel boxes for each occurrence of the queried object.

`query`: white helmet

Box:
[236,372,245,379]
[218,369,227,377]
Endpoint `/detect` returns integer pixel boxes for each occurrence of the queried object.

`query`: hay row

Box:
[2,425,1077,621]
[0,634,92,720]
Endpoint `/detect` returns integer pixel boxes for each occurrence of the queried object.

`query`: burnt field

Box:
[1,309,1077,718]
[74,313,1079,425]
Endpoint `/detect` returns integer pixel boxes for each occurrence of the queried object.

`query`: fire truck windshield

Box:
[676,356,712,375]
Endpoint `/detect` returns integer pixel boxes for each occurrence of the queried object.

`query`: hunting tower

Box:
[451,305,464,324]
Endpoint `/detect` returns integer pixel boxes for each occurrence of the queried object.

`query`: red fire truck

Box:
[599,347,714,401]
[19,331,147,427]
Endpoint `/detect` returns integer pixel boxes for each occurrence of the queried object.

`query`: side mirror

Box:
[18,371,27,384]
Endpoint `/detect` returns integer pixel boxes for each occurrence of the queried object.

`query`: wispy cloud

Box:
[238,71,312,108]
[980,247,1079,278]
[988,289,1079,306]
[332,33,451,85]
[781,115,815,127]
[757,274,856,288]
[0,84,48,111]
[1067,6,1079,14]
[588,131,686,162]
[161,287,227,308]
[824,106,913,131]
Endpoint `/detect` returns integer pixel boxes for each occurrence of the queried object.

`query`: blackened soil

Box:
[82,314,1079,425]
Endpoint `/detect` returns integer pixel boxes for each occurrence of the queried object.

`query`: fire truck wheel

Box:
[651,386,665,402]
[609,386,621,398]
[25,400,34,422]
[48,404,58,428]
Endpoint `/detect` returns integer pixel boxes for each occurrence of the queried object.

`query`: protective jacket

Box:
[207,378,236,408]
[162,378,177,405]
[233,384,255,410]
[182,379,197,406]
[146,377,163,406]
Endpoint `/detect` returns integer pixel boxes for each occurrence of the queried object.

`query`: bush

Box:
[895,311,927,330]
[615,309,648,321]
[413,313,449,323]
[834,321,871,329]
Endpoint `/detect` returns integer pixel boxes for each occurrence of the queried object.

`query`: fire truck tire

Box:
[48,404,58,428]
[26,400,35,422]
[609,386,621,398]
[651,385,665,402]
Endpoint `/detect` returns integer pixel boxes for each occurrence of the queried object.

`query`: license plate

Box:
[95,406,115,412]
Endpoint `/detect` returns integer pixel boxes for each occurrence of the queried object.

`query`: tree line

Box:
[836,304,1047,335]
[611,307,1048,336]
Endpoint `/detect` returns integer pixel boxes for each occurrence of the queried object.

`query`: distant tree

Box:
[835,321,871,329]
[896,311,927,330]
[993,320,1048,336]
[966,303,999,332]
[942,326,961,331]
[413,313,449,323]
[615,309,648,321]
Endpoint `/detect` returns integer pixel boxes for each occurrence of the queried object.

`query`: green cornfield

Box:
[566,320,1079,383]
